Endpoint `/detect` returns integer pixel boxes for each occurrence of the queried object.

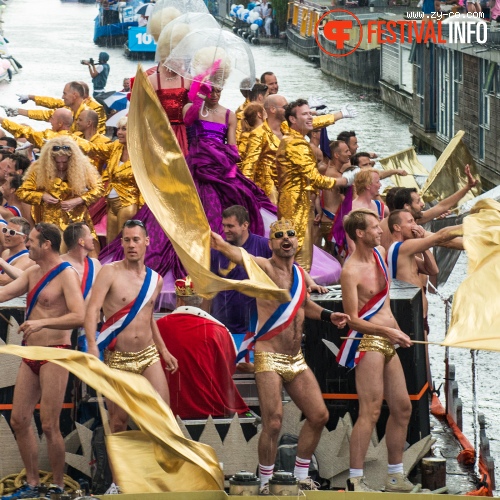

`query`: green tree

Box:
[272,0,288,31]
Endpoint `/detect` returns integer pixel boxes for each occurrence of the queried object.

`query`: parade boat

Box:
[286,0,322,60]
[93,1,139,47]
[124,25,157,60]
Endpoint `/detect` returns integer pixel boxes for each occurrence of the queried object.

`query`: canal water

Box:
[2,0,499,490]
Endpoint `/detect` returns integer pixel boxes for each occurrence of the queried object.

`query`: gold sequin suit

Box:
[276,116,339,271]
[0,119,71,149]
[72,131,111,173]
[77,139,143,241]
[16,172,104,236]
[27,96,107,134]
[235,98,249,143]
[242,116,335,207]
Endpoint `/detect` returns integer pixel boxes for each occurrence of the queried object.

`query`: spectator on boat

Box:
[0,108,73,149]
[0,174,34,227]
[157,276,250,419]
[82,52,110,99]
[0,217,34,285]
[263,2,274,37]
[0,136,17,156]
[277,99,357,272]
[16,136,103,253]
[337,130,378,161]
[211,219,349,494]
[0,153,31,178]
[121,77,131,92]
[340,209,414,493]
[260,71,279,94]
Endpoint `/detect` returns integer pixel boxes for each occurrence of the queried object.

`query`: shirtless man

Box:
[85,219,178,493]
[352,169,389,219]
[0,222,84,500]
[0,217,34,285]
[211,218,349,494]
[61,222,102,351]
[339,209,414,492]
[380,164,478,250]
[387,209,462,330]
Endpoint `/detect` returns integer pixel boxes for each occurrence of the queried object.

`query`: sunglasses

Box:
[52,146,72,152]
[272,230,296,239]
[123,219,145,229]
[2,227,24,237]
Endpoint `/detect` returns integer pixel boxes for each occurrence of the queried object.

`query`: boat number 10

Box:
[135,32,154,45]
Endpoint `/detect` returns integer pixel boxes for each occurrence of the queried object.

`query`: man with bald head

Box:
[240,93,288,203]
[75,109,110,173]
[0,108,73,150]
[12,82,103,134]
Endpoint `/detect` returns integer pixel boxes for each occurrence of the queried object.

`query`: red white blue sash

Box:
[236,264,306,363]
[1,249,29,274]
[81,256,96,300]
[373,200,385,220]
[26,262,73,320]
[386,241,402,280]
[96,267,159,355]
[336,248,389,368]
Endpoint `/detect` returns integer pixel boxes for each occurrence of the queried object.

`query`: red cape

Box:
[157,313,249,419]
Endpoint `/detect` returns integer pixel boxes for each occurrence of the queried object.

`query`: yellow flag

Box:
[420,131,481,204]
[0,345,224,493]
[128,67,290,302]
[378,147,428,191]
[444,199,500,351]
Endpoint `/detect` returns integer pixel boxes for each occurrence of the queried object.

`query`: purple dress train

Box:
[99,110,276,281]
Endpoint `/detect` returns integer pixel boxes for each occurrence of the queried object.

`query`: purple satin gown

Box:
[99,110,276,281]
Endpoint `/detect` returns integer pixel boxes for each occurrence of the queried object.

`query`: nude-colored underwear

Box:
[254,350,308,383]
[358,334,396,362]
[104,343,160,375]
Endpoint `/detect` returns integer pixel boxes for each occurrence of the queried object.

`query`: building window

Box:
[453,52,462,114]
[437,47,454,141]
[414,44,424,126]
[479,59,490,161]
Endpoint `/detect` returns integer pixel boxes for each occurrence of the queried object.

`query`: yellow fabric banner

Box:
[378,147,428,191]
[420,130,481,204]
[444,199,500,351]
[127,67,290,302]
[0,345,224,493]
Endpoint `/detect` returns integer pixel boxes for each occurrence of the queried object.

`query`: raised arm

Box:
[401,224,463,256]
[420,165,478,224]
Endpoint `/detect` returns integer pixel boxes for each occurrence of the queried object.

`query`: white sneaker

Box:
[104,483,121,495]
[385,472,415,492]
[346,476,378,492]
[259,483,270,495]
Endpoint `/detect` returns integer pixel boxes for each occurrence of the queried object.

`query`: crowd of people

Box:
[0,4,481,497]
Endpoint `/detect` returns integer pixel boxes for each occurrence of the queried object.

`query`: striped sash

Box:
[336,248,389,368]
[96,267,159,355]
[386,241,402,280]
[1,249,29,274]
[26,262,72,320]
[236,264,306,363]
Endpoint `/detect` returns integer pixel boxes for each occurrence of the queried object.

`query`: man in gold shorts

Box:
[211,219,349,494]
[85,219,178,493]
[339,208,414,492]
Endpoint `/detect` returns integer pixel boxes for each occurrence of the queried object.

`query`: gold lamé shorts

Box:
[319,221,333,239]
[358,335,396,363]
[254,350,308,383]
[104,343,160,375]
